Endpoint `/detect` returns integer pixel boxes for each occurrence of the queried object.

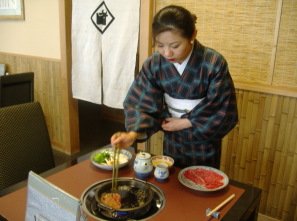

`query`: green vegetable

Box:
[93,151,111,164]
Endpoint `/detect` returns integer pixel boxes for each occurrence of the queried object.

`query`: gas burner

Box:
[81,178,166,220]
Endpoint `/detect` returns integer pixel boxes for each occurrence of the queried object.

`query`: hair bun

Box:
[191,14,197,24]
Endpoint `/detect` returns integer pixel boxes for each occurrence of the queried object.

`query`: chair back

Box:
[0,72,34,107]
[0,102,55,191]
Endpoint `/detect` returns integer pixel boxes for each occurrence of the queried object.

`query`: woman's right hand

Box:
[110,131,138,149]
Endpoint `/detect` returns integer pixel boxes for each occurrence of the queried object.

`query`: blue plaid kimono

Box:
[124,40,238,169]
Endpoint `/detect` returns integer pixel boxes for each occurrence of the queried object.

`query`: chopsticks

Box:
[112,132,121,191]
[206,194,235,217]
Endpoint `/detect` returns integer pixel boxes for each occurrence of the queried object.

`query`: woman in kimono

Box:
[111,5,238,169]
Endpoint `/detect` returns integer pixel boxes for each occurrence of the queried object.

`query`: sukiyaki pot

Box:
[95,178,154,219]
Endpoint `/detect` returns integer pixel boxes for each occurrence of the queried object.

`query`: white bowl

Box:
[151,155,174,168]
[90,148,132,170]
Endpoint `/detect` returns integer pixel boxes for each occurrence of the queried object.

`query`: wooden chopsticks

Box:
[206,194,235,217]
[112,133,121,191]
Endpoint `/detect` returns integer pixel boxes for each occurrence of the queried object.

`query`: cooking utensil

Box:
[80,178,166,221]
[206,194,235,218]
[112,133,121,191]
[95,178,154,220]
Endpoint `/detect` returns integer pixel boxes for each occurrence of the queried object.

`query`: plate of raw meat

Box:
[178,166,229,191]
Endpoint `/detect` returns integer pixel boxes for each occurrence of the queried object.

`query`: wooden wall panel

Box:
[58,0,80,155]
[0,53,67,152]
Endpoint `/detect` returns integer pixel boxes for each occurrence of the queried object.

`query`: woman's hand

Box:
[110,131,138,149]
[161,118,192,131]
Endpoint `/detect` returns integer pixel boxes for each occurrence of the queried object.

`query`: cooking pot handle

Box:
[133,177,149,185]
[98,202,116,211]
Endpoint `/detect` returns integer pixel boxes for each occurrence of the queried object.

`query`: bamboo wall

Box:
[222,89,297,221]
[0,53,66,151]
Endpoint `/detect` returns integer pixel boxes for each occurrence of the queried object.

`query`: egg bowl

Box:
[151,155,174,169]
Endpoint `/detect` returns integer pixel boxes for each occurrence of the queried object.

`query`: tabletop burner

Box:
[81,178,166,220]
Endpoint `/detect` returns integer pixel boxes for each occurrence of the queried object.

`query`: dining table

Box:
[0,146,261,221]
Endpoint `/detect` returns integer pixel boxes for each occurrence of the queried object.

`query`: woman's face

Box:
[155,30,194,64]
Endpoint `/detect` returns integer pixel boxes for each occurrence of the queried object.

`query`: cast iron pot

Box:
[95,178,154,220]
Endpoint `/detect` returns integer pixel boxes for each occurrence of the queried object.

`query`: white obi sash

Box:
[164,93,204,118]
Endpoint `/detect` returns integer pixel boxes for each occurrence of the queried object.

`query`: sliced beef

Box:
[100,193,121,209]
[184,168,224,189]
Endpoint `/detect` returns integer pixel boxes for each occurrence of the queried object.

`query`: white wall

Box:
[0,0,60,59]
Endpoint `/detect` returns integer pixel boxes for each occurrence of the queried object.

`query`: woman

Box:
[111,5,238,169]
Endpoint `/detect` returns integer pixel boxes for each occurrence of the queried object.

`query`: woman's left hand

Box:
[161,118,192,131]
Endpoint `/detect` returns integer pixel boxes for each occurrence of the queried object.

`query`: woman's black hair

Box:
[152,5,197,41]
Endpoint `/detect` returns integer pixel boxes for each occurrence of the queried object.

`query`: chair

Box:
[0,102,55,191]
[0,72,34,107]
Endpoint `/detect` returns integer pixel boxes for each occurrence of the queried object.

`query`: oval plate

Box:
[90,148,132,170]
[178,166,229,192]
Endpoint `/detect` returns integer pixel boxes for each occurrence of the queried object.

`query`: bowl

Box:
[90,148,132,170]
[151,155,174,168]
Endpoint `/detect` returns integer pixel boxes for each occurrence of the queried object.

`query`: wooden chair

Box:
[0,102,55,191]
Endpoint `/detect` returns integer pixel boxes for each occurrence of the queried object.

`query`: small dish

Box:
[151,155,174,168]
[90,148,132,170]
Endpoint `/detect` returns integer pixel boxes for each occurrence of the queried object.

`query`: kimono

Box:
[124,40,238,169]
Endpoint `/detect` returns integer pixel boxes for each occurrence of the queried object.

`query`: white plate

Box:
[90,148,132,170]
[178,166,229,192]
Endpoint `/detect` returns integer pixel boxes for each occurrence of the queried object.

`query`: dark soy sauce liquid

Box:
[116,186,147,208]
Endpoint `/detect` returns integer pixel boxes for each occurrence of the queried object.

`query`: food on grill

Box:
[100,193,121,209]
[184,168,224,189]
[99,185,148,210]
